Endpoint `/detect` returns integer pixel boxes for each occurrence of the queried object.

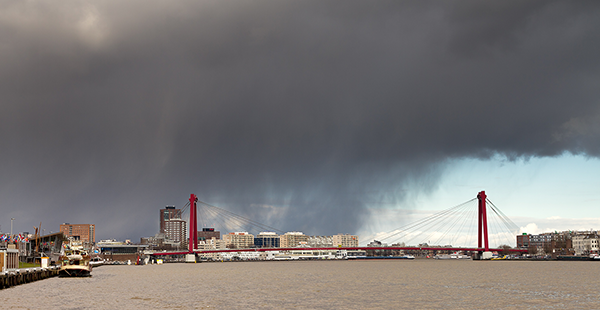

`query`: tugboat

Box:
[59,238,92,277]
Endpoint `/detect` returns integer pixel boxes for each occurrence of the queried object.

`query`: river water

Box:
[2,260,600,309]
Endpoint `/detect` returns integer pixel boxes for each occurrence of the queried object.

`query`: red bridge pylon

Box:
[477,191,489,252]
[189,194,198,253]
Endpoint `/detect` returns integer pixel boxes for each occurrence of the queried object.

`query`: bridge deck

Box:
[151,246,527,256]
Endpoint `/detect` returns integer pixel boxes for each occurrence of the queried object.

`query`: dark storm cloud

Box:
[1,1,599,239]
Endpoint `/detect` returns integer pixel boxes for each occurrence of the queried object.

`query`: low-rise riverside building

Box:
[254,232,280,248]
[280,232,308,248]
[198,237,227,250]
[223,232,254,249]
[97,240,149,263]
[516,233,530,248]
[307,236,333,248]
[516,230,588,258]
[197,237,227,260]
[333,234,359,247]
[517,231,576,256]
[573,234,600,255]
[528,233,553,249]
[517,232,558,252]
[198,228,220,242]
[141,233,167,248]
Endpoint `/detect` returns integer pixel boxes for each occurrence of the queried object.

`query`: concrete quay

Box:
[0,266,60,289]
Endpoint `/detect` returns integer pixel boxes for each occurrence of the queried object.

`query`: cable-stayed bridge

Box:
[152,191,527,258]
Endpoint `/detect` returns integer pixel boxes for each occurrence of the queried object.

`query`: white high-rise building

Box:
[164,219,187,247]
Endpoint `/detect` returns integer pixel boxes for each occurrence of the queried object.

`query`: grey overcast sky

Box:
[1,1,600,240]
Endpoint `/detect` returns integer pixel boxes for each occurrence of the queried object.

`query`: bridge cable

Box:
[419,201,472,246]
[466,206,477,247]
[451,206,475,246]
[201,203,250,233]
[485,201,517,247]
[386,201,471,245]
[200,204,284,234]
[415,201,473,245]
[201,205,235,233]
[198,200,280,232]
[197,200,285,234]
[388,199,474,246]
[486,199,519,232]
[488,210,502,247]
[179,201,191,218]
[436,202,475,245]
[378,198,477,243]
[419,203,466,245]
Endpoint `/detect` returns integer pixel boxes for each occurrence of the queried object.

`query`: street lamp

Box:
[10,218,15,237]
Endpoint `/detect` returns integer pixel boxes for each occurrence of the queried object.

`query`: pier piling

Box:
[0,266,60,289]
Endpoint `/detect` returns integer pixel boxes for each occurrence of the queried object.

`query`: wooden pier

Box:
[0,266,61,289]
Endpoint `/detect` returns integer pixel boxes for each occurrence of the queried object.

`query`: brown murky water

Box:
[2,260,600,309]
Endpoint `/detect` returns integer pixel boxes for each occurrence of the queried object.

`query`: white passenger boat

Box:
[90,256,105,267]
[434,252,471,260]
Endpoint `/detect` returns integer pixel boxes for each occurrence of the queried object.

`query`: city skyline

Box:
[1,1,600,241]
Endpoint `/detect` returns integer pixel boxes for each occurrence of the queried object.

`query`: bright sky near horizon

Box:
[359,154,600,246]
[434,154,599,219]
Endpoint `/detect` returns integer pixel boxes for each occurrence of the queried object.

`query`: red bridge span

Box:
[152,246,526,257]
